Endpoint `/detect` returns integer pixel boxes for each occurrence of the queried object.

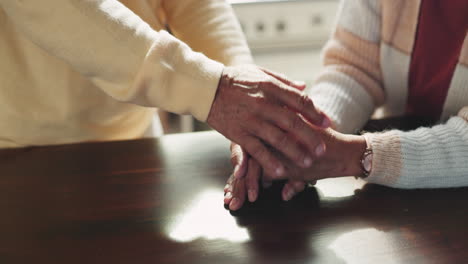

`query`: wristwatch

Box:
[358,135,373,178]
[359,148,373,178]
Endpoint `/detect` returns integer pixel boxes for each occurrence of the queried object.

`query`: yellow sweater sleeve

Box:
[0,0,224,121]
[163,0,253,66]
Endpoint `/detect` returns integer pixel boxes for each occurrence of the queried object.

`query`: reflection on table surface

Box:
[0,130,467,263]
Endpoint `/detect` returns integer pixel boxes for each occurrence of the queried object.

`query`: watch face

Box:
[362,149,373,177]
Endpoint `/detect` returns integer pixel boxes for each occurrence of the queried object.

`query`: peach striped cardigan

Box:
[308,0,468,188]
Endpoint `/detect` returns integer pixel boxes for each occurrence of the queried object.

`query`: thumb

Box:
[230,143,249,179]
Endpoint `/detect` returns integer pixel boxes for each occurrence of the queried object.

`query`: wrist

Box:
[343,135,368,177]
[207,68,230,127]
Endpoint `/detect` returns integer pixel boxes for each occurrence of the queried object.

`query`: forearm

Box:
[308,71,375,134]
[308,0,386,133]
[0,0,223,121]
[364,107,468,189]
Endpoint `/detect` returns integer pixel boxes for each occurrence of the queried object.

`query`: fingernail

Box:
[230,198,240,211]
[275,166,284,177]
[321,115,331,128]
[303,156,312,167]
[284,189,295,201]
[248,189,257,202]
[224,192,233,204]
[315,143,326,157]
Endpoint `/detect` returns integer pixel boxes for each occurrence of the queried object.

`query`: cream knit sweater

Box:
[0,0,252,148]
[308,0,468,189]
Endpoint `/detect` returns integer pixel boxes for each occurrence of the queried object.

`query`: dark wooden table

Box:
[1,130,467,264]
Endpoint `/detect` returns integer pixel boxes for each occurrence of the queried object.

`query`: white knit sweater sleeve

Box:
[365,107,468,189]
[307,0,385,134]
[0,0,225,121]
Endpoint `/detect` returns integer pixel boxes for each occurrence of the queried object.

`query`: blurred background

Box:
[164,0,339,134]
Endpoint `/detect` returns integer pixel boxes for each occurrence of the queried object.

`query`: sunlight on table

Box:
[315,177,366,198]
[166,189,250,243]
[329,228,402,264]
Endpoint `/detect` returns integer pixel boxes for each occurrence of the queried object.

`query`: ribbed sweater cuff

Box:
[363,131,402,187]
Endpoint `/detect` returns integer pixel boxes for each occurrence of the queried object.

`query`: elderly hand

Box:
[207,65,330,178]
[225,142,310,210]
[225,128,367,210]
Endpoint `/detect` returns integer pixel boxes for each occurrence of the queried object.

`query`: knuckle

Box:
[252,94,265,102]
[245,122,259,136]
[271,131,289,149]
[267,77,283,90]
[258,79,273,89]
[297,93,312,109]
[309,137,325,152]
[250,143,267,160]
[289,116,305,130]
[250,97,267,113]
[275,134,303,161]
[302,134,319,147]
[292,146,306,161]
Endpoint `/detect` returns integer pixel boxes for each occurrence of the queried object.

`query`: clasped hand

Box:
[206,64,365,210]
[225,125,367,211]
[207,65,331,178]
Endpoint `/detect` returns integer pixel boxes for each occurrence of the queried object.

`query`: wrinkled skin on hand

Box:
[225,128,367,211]
[207,65,330,179]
